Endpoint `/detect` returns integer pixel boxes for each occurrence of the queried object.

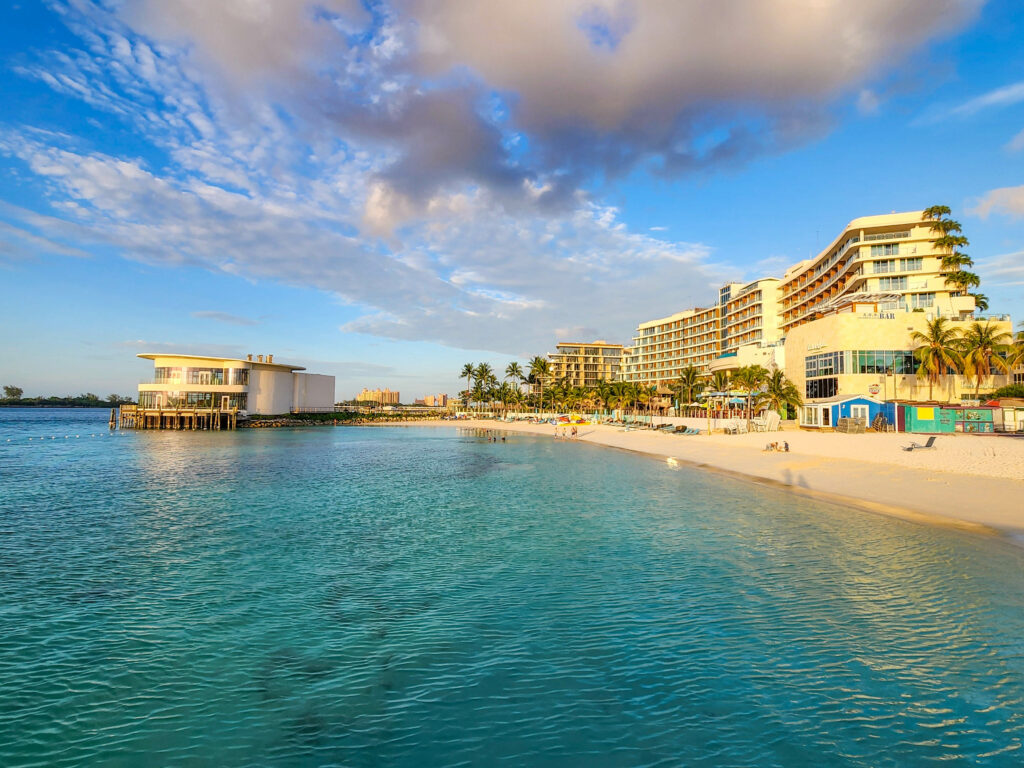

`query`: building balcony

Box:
[139,382,248,393]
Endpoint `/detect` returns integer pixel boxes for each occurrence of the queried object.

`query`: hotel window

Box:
[873,260,897,274]
[802,407,819,426]
[878,276,907,291]
[900,257,923,271]
[806,378,837,399]
[910,293,935,309]
[870,243,900,256]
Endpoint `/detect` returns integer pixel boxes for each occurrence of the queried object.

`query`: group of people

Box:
[555,425,579,439]
[764,441,790,452]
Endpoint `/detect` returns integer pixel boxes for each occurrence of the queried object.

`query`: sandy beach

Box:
[403,418,1024,539]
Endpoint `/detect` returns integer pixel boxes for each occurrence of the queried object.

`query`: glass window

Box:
[910,293,935,308]
[878,276,907,291]
[901,257,922,271]
[873,260,897,274]
[871,243,900,256]
[806,378,838,399]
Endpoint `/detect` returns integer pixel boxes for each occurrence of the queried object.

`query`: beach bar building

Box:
[122,353,335,429]
[799,395,895,430]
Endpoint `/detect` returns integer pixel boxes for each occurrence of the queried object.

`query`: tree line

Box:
[912,319,1024,400]
[457,360,804,418]
[1,386,134,407]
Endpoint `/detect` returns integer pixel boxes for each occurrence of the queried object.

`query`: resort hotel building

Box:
[547,341,624,388]
[125,353,335,429]
[356,387,401,405]
[622,210,1015,426]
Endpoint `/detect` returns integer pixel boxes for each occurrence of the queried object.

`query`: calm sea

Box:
[1,408,1023,767]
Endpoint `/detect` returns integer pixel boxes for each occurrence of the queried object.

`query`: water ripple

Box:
[2,415,1024,766]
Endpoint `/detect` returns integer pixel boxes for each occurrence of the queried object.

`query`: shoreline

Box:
[396,418,1024,541]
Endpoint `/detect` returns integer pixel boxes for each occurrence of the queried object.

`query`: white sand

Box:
[399,419,1024,538]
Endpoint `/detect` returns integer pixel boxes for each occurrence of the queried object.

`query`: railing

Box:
[864,230,911,242]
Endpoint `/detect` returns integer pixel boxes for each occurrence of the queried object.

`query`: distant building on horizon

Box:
[423,393,448,407]
[356,387,400,405]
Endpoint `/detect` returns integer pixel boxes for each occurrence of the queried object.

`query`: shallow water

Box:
[2,409,1024,766]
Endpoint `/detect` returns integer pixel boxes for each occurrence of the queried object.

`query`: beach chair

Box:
[902,436,937,451]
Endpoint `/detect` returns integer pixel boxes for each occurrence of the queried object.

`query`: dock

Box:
[118,404,239,430]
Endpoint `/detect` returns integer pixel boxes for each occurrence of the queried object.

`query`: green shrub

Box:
[993,383,1024,398]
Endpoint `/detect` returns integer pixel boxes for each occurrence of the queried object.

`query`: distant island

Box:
[1,386,134,408]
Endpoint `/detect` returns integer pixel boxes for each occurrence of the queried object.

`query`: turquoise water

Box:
[2,408,1024,766]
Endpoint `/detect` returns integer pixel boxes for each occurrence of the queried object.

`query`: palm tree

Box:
[505,361,524,389]
[944,269,980,293]
[756,370,803,419]
[731,365,768,421]
[470,380,486,413]
[593,379,613,415]
[973,293,989,312]
[528,356,550,413]
[910,317,962,401]
[923,204,951,222]
[958,321,1012,400]
[461,363,475,410]
[672,366,701,415]
[925,205,981,299]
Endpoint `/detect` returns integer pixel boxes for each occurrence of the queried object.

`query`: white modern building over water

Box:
[134,353,335,420]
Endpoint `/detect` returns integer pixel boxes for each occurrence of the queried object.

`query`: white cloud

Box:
[1006,128,1024,153]
[191,311,260,326]
[950,80,1024,118]
[2,0,988,355]
[857,89,881,115]
[976,250,1024,286]
[968,185,1024,219]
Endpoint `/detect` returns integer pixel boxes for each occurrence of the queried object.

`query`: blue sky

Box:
[1,0,1022,400]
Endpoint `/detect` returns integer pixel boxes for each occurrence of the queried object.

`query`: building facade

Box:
[548,341,624,388]
[356,387,401,405]
[621,283,745,386]
[778,212,976,336]
[784,302,1014,427]
[135,353,335,416]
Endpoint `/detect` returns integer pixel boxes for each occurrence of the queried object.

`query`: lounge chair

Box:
[902,436,937,451]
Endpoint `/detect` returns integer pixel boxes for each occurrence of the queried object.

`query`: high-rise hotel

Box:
[621,211,1014,416]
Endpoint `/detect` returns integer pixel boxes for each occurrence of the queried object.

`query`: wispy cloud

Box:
[977,250,1024,286]
[918,79,1024,125]
[968,185,1024,219]
[2,0,987,354]
[191,310,260,326]
[951,80,1024,117]
[117,340,248,357]
[1006,127,1024,153]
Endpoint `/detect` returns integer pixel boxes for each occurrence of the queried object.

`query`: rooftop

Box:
[137,353,305,371]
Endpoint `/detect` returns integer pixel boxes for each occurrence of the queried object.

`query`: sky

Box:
[1,0,1023,400]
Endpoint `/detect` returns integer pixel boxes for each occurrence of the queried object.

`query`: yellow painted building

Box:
[723,277,783,353]
[548,341,624,387]
[784,300,1014,425]
[356,387,400,405]
[621,283,752,385]
[779,211,976,334]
